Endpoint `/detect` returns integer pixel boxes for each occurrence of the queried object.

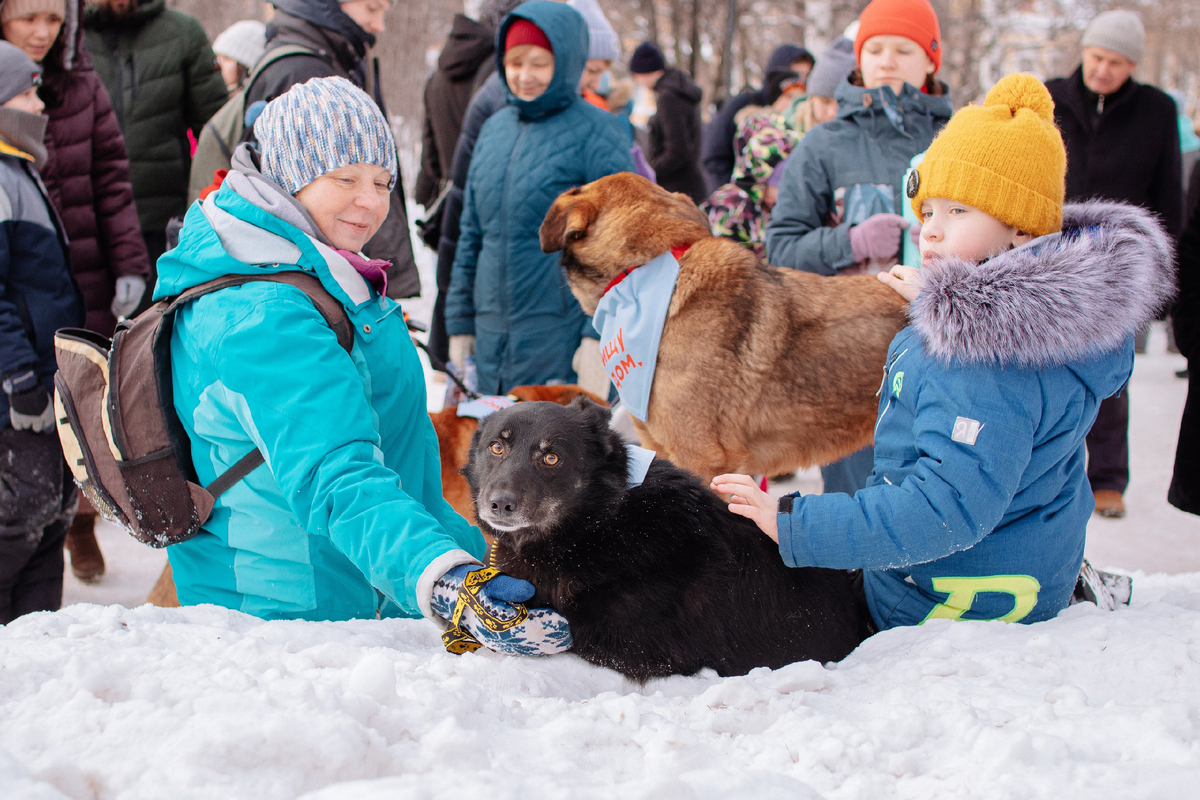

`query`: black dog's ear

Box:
[540,189,596,253]
[462,426,486,489]
[568,395,620,457]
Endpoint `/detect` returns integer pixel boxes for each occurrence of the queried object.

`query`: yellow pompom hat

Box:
[908,73,1066,236]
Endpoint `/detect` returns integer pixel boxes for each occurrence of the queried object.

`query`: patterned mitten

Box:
[432,565,573,656]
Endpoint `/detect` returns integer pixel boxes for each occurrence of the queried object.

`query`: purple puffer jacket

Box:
[28,0,150,336]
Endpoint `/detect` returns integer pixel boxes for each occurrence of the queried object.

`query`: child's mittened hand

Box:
[878,265,924,302]
[849,213,909,261]
[710,474,779,543]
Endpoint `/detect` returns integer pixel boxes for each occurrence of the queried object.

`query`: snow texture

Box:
[11,212,1193,798]
[3,578,1200,800]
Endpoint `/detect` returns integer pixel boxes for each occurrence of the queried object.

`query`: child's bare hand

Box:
[877,264,924,302]
[710,474,779,543]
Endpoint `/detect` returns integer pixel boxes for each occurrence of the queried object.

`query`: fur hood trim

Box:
[910,200,1176,366]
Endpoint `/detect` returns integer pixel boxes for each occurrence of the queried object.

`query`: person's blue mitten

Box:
[431,565,572,656]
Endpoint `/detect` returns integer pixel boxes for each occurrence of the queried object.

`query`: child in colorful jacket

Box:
[701,115,799,260]
[713,74,1174,630]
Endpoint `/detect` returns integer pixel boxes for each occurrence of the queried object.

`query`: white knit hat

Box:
[213,20,267,71]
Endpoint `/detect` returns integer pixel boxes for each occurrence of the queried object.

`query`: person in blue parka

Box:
[445,1,633,395]
[715,75,1175,631]
[159,76,570,655]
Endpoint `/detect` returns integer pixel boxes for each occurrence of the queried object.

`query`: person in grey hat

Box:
[0,40,85,622]
[799,36,857,126]
[568,0,619,96]
[1046,8,1182,520]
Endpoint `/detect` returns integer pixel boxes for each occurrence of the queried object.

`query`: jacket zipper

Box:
[874,346,909,436]
[498,122,528,387]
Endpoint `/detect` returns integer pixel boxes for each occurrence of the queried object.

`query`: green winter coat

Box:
[84,0,228,234]
[156,148,485,621]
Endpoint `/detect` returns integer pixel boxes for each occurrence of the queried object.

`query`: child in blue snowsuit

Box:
[0,43,85,622]
[713,74,1175,631]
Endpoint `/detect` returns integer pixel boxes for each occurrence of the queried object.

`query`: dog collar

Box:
[601,243,693,297]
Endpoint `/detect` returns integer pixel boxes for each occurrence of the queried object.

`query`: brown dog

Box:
[147,384,603,607]
[539,172,909,481]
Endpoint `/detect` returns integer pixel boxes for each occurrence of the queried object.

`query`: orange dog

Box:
[540,172,909,482]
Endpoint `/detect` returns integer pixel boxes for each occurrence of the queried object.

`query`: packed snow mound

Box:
[4,572,1200,800]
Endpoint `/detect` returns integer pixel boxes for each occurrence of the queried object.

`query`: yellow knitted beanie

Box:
[908,73,1066,236]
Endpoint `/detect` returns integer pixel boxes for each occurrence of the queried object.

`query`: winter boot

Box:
[1092,489,1126,519]
[1071,559,1132,610]
[65,512,105,583]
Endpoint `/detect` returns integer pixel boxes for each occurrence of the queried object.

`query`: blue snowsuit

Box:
[158,149,485,621]
[776,203,1175,630]
[445,1,634,394]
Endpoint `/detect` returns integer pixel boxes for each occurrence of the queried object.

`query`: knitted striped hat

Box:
[254,76,397,195]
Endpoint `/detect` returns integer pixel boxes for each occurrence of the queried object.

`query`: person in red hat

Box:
[764,0,953,497]
[445,1,633,397]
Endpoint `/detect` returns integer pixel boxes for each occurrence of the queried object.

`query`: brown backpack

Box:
[53,272,353,548]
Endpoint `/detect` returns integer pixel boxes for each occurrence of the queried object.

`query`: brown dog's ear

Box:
[539,190,596,253]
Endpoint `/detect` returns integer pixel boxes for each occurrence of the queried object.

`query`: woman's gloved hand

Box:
[572,337,610,399]
[432,564,572,656]
[849,213,910,262]
[448,334,476,371]
[111,275,147,320]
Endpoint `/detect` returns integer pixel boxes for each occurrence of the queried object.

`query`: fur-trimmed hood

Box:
[910,200,1175,368]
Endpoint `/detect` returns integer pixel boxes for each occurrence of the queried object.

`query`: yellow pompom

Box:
[984,72,1055,121]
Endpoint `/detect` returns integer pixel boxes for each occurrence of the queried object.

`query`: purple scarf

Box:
[336,249,390,297]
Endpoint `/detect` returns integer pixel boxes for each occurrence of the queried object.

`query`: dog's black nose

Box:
[488,490,519,518]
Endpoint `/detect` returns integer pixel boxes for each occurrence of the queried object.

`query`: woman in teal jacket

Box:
[158,76,570,655]
[445,1,633,395]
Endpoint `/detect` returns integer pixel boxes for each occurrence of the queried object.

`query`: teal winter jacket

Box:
[157,148,485,621]
[765,80,951,274]
[445,1,633,394]
[776,203,1174,629]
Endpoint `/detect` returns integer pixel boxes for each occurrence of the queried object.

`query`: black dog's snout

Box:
[488,490,519,518]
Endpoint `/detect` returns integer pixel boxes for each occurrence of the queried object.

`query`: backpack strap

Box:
[241,43,325,113]
[169,271,355,499]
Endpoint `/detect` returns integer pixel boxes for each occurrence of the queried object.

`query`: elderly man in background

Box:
[1046,9,1182,519]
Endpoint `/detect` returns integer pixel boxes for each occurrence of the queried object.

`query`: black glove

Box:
[3,369,54,433]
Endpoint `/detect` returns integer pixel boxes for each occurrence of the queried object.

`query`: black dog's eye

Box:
[543,453,559,466]
[490,442,504,456]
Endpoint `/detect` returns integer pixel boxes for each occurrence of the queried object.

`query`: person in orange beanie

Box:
[764,0,952,496]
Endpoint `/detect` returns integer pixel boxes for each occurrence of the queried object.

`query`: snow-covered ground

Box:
[7,234,1198,798]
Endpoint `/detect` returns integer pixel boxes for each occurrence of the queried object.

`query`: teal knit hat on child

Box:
[254,76,397,195]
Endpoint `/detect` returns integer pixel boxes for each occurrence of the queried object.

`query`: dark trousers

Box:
[0,428,76,624]
[1086,392,1130,494]
[821,445,875,495]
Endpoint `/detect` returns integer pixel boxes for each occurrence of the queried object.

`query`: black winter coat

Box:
[1170,198,1200,514]
[83,0,228,234]
[1047,67,1183,237]
[647,68,708,204]
[243,2,420,299]
[414,14,495,207]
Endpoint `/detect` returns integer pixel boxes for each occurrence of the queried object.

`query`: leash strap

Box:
[439,567,531,654]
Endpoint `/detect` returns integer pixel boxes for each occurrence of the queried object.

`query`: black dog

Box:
[464,397,872,680]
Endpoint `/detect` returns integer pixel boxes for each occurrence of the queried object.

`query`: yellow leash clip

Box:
[440,567,531,654]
